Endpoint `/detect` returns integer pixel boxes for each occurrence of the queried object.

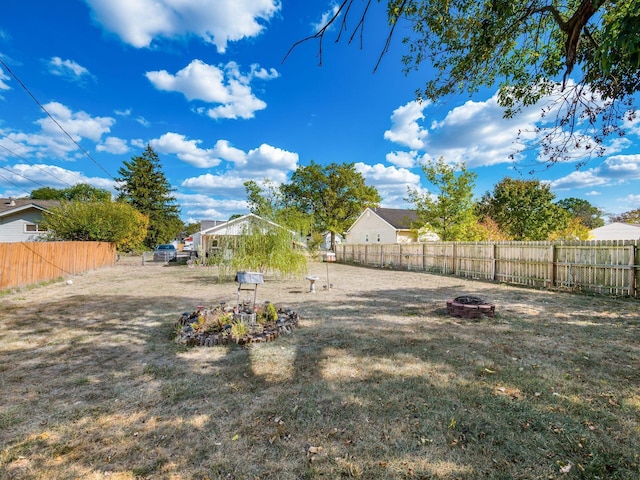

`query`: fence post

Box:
[491,243,497,281]
[548,244,556,289]
[451,243,457,275]
[629,244,636,297]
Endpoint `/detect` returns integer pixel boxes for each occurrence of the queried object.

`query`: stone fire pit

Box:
[446,295,495,319]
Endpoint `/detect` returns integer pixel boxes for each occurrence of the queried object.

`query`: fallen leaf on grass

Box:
[232,434,240,441]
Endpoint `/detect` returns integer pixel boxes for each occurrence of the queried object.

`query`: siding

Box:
[346,210,397,244]
[0,211,48,243]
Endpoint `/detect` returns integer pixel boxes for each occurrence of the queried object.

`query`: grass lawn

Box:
[1,257,639,479]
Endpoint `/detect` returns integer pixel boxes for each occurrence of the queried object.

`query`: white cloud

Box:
[180,141,298,196]
[312,3,340,32]
[0,163,114,191]
[0,103,115,160]
[384,90,588,169]
[148,134,298,172]
[150,132,222,168]
[181,172,248,194]
[146,60,277,119]
[599,154,640,179]
[549,170,608,190]
[0,67,10,90]
[85,0,280,52]
[551,154,640,190]
[386,150,419,168]
[354,162,421,208]
[623,194,640,206]
[383,101,429,150]
[176,192,247,220]
[96,136,129,154]
[136,116,150,127]
[48,57,92,81]
[243,144,298,178]
[36,102,114,143]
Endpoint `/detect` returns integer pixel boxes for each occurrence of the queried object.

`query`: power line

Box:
[0,171,34,196]
[0,141,77,187]
[0,57,115,180]
[0,164,48,189]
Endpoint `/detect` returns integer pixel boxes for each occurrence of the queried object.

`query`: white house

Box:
[0,198,60,242]
[590,222,640,240]
[200,213,292,254]
[345,208,419,244]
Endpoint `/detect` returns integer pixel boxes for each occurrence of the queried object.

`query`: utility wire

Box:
[0,164,48,188]
[0,141,77,187]
[0,58,115,180]
[0,171,34,196]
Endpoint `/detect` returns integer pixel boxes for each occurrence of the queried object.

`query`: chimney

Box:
[8,197,16,207]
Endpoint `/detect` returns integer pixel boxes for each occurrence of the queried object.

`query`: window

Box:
[377,233,381,242]
[25,223,48,233]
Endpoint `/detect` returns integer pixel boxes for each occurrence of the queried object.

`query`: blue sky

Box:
[1,1,638,223]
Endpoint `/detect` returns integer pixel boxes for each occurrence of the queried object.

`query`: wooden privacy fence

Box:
[0,241,116,291]
[335,240,639,298]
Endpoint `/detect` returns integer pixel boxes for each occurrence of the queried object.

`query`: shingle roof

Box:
[372,208,418,230]
[200,220,227,231]
[0,198,61,215]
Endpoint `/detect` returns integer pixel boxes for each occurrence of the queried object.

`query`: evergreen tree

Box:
[115,145,182,248]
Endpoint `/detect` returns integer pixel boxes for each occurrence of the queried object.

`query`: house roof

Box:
[200,219,227,231]
[372,208,418,230]
[590,222,640,240]
[0,198,61,217]
[201,213,287,236]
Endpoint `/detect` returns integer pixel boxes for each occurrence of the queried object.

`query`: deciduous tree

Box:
[297,1,639,166]
[610,208,640,224]
[244,179,313,240]
[407,159,477,241]
[115,145,182,248]
[42,201,148,251]
[31,184,111,202]
[281,162,381,250]
[556,197,604,229]
[478,178,569,240]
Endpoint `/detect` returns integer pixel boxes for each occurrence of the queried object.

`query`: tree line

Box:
[36,145,182,251]
[31,146,638,252]
[244,158,638,247]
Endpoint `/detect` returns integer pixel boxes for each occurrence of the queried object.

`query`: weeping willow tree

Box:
[212,220,307,282]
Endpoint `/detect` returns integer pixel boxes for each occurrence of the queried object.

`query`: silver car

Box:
[153,244,177,262]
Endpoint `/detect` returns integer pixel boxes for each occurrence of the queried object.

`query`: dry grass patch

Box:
[1,258,639,479]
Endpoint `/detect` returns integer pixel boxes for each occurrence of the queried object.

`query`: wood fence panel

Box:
[335,240,639,298]
[554,241,635,296]
[422,243,453,274]
[455,243,495,280]
[495,242,551,288]
[0,241,116,291]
